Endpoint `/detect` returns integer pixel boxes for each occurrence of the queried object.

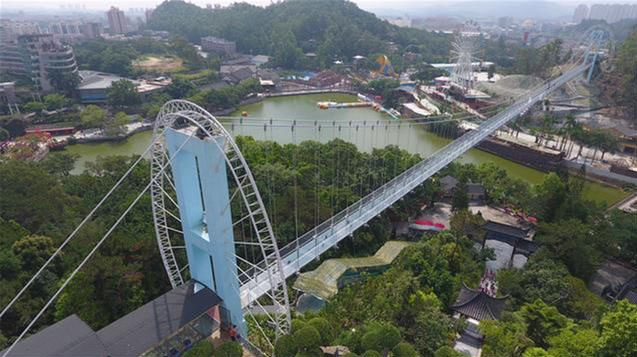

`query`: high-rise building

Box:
[145,8,154,22]
[0,34,77,92]
[79,22,102,39]
[0,19,41,43]
[588,3,637,23]
[107,6,128,34]
[572,4,589,23]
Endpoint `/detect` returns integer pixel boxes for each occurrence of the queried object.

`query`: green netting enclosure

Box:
[293,241,413,300]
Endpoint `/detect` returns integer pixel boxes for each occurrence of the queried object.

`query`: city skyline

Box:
[5,0,634,12]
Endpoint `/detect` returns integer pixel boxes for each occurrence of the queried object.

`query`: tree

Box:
[183,340,215,357]
[392,343,417,357]
[0,127,9,141]
[518,300,569,348]
[272,26,303,69]
[533,173,566,222]
[480,316,533,357]
[308,318,334,345]
[0,159,70,233]
[23,101,45,113]
[293,326,321,353]
[498,257,570,311]
[410,64,446,83]
[107,80,141,107]
[451,183,469,211]
[38,152,79,177]
[487,64,496,80]
[616,31,637,123]
[605,210,637,265]
[80,105,107,128]
[215,341,243,357]
[361,351,381,357]
[361,324,401,357]
[104,112,130,137]
[12,235,56,272]
[597,300,637,357]
[275,334,297,357]
[562,276,604,320]
[535,219,600,280]
[48,70,81,97]
[166,78,196,99]
[2,118,26,138]
[522,348,554,357]
[406,306,455,357]
[43,94,70,110]
[547,327,599,357]
[434,346,464,357]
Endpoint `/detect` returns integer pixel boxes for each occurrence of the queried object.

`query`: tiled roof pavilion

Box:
[451,282,509,321]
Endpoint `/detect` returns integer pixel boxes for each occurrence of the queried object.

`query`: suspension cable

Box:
[0,127,167,321]
[292,122,300,273]
[1,128,197,357]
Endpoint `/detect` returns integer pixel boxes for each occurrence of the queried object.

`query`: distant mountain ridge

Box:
[147,0,451,65]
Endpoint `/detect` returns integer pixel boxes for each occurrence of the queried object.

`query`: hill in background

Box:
[147,0,451,68]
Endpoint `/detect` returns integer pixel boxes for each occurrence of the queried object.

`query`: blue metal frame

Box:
[165,128,247,337]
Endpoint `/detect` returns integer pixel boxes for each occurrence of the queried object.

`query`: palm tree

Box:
[563,114,579,157]
[599,131,619,161]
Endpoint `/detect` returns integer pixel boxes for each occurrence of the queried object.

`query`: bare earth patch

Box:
[134,56,184,73]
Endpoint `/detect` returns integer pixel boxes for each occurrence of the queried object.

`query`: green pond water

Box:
[65,93,628,205]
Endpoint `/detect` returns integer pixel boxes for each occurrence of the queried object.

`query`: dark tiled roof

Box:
[440,175,459,192]
[616,275,637,305]
[0,315,109,357]
[452,282,508,321]
[483,221,528,240]
[231,67,255,82]
[624,290,637,305]
[96,282,221,356]
[466,183,485,195]
[2,282,221,357]
[515,238,538,255]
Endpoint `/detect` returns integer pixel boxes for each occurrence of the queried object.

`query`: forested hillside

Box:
[147,0,451,67]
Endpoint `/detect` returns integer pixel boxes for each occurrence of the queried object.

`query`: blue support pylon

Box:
[587,52,598,83]
[165,128,247,337]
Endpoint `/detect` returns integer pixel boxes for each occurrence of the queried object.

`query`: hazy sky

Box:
[1,0,596,11]
[3,0,634,14]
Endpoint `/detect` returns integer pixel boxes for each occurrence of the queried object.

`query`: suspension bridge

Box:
[0,29,609,357]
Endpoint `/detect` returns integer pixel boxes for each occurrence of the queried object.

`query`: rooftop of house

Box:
[2,282,221,357]
[483,221,529,240]
[201,36,235,44]
[219,64,256,75]
[467,183,485,195]
[451,282,508,321]
[77,70,127,90]
[440,175,459,192]
[469,205,527,229]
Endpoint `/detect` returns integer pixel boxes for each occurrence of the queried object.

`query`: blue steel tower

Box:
[165,127,246,335]
[150,100,291,349]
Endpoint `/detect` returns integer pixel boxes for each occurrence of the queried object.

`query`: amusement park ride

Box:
[0,26,612,357]
[371,54,397,78]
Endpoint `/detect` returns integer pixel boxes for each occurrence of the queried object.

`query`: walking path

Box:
[616,193,637,213]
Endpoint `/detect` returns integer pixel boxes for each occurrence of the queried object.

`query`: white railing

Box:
[239,63,591,307]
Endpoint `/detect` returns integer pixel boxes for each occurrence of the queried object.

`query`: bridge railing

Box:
[238,63,591,292]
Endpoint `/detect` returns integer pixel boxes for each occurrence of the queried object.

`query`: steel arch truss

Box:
[150,100,291,341]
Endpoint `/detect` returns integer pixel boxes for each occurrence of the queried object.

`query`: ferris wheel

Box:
[149,100,291,352]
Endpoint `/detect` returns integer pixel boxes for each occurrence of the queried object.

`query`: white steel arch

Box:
[150,100,291,345]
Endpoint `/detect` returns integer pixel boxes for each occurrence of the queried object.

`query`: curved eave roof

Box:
[451,282,509,321]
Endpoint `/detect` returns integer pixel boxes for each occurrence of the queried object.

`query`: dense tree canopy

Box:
[148,0,451,68]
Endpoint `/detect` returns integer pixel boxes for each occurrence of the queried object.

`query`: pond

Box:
[64,93,628,204]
